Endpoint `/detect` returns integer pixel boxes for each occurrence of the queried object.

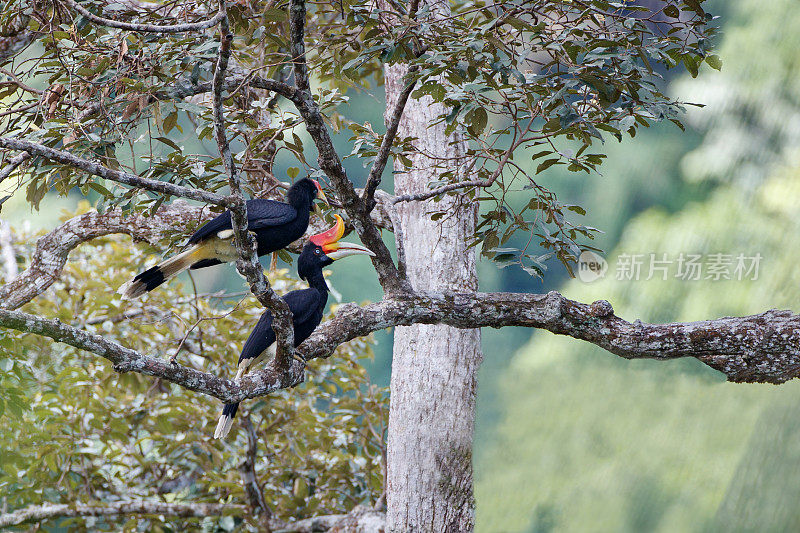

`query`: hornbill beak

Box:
[309,214,376,260]
[312,179,330,206]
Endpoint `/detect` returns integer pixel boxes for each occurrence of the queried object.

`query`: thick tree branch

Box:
[212,7,295,366]
[362,76,417,213]
[276,506,386,532]
[0,306,248,399]
[0,203,210,310]
[63,0,225,33]
[0,500,246,528]
[5,289,800,407]
[287,0,409,295]
[296,292,800,385]
[0,138,227,206]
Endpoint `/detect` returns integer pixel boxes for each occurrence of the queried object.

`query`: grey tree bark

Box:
[385,9,483,529]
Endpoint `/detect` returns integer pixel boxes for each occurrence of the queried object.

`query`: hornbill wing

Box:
[282,288,324,335]
[237,311,277,368]
[245,199,298,230]
[236,288,323,367]
[187,199,297,244]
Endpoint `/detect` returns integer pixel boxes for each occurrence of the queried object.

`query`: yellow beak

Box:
[309,214,375,260]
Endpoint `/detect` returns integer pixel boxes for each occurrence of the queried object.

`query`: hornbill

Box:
[118,178,328,299]
[214,215,374,439]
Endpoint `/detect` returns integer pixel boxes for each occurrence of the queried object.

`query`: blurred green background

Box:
[4,0,800,530]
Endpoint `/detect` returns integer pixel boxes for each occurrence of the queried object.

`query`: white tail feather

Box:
[214,414,234,439]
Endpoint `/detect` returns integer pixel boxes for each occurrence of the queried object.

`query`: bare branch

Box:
[0,500,246,528]
[0,152,30,185]
[0,137,227,206]
[163,67,299,103]
[0,100,39,119]
[287,0,409,294]
[0,67,43,95]
[392,176,494,204]
[239,415,273,530]
[362,74,417,213]
[278,514,347,532]
[63,0,226,33]
[211,5,295,367]
[0,203,210,310]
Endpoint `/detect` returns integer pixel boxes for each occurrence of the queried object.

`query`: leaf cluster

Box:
[0,0,717,279]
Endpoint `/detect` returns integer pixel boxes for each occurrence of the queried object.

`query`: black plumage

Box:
[119,178,325,299]
[214,216,374,439]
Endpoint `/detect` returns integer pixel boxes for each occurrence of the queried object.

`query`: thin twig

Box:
[362,73,417,213]
[0,152,31,185]
[0,137,228,206]
[392,118,535,204]
[239,414,273,530]
[0,67,43,95]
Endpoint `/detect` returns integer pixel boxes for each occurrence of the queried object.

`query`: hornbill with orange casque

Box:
[119,178,328,299]
[214,215,375,439]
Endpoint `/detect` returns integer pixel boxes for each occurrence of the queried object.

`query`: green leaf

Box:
[154,137,181,152]
[683,0,705,16]
[663,4,679,18]
[706,54,723,71]
[163,111,178,134]
[88,182,112,197]
[683,54,699,78]
[536,158,560,174]
[468,107,488,136]
[263,7,287,21]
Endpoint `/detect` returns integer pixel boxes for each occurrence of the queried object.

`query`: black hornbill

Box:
[214,215,374,439]
[119,178,328,299]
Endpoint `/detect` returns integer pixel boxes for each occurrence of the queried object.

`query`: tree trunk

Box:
[384,17,483,531]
